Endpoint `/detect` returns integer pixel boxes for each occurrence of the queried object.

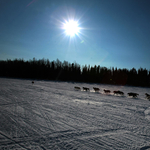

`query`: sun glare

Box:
[63,20,80,37]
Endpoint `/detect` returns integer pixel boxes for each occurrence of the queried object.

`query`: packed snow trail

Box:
[0,78,150,149]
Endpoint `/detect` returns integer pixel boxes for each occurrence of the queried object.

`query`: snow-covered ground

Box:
[0,78,150,150]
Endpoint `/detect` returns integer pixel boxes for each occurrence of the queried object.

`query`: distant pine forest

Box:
[0,58,150,87]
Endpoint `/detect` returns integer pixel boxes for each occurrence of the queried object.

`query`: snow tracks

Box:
[0,78,150,149]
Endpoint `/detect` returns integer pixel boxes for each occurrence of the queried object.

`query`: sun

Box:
[63,20,80,37]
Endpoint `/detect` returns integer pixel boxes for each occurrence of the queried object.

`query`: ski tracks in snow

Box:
[144,107,150,121]
[0,78,150,149]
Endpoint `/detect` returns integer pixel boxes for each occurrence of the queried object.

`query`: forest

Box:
[0,58,150,87]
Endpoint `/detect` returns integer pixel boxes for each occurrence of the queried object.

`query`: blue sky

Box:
[0,0,150,70]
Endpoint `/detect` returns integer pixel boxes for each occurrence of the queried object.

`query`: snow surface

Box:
[0,78,150,150]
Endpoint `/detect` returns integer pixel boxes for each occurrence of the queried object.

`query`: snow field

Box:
[0,78,150,149]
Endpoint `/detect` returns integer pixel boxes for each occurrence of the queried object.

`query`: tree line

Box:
[0,58,150,87]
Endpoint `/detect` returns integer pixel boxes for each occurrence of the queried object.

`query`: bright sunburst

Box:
[63,20,80,37]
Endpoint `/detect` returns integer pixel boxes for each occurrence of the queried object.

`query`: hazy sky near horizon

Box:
[0,0,150,70]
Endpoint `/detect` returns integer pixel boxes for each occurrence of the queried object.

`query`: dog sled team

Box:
[74,86,150,100]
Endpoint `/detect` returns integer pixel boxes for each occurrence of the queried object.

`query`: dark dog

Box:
[83,87,90,91]
[113,90,124,95]
[145,93,150,97]
[128,92,139,98]
[147,96,150,100]
[145,93,150,100]
[104,89,111,94]
[74,86,81,90]
[93,87,100,92]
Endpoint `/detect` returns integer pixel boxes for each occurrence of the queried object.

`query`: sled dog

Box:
[145,93,150,100]
[83,87,90,91]
[128,92,139,98]
[104,89,111,93]
[113,90,124,95]
[74,86,81,90]
[93,87,100,92]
